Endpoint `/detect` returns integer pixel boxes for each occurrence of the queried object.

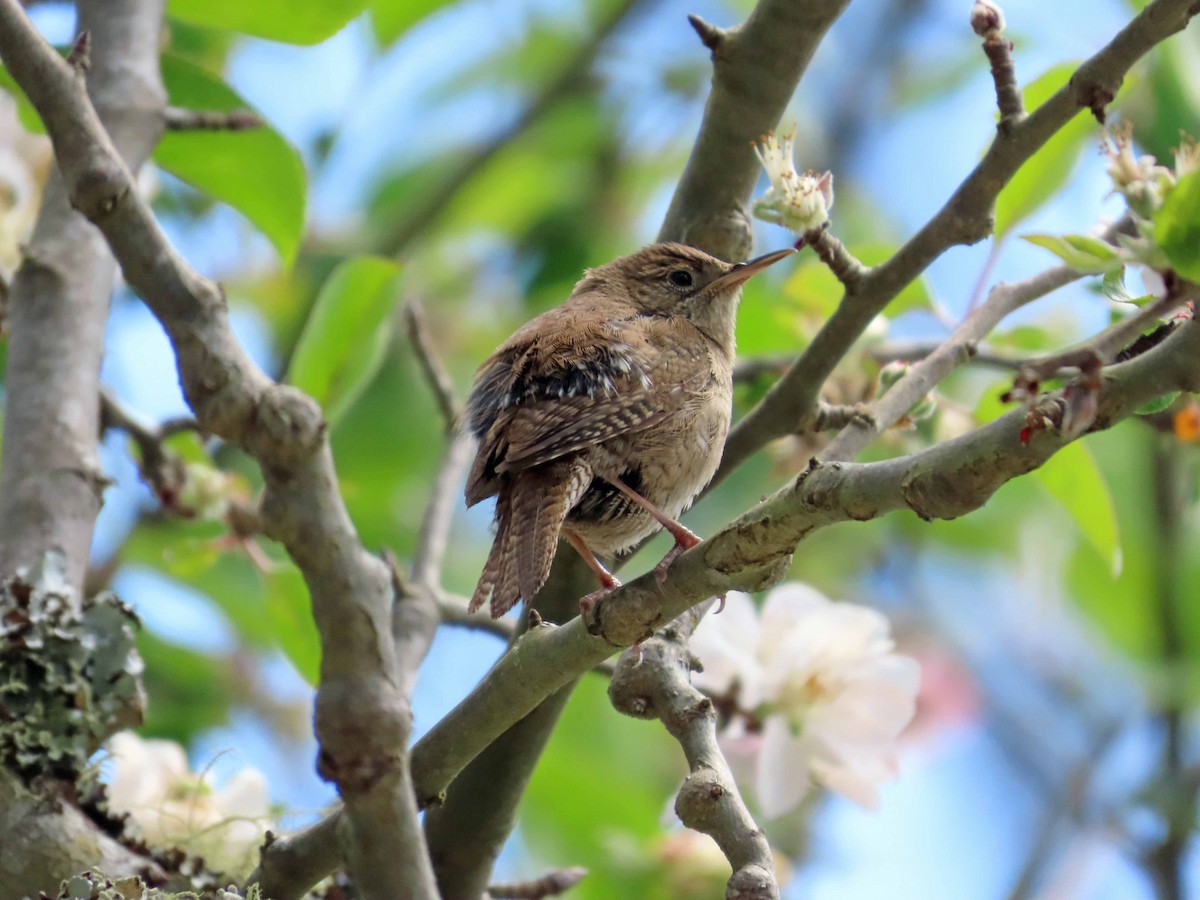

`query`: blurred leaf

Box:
[0,59,55,133]
[286,256,402,427]
[138,630,233,743]
[1137,391,1180,415]
[122,520,274,646]
[524,678,678,900]
[990,323,1056,353]
[1127,30,1200,163]
[1099,266,1152,306]
[438,101,605,238]
[164,18,235,70]
[167,0,367,44]
[784,242,931,318]
[891,46,982,108]
[262,566,321,685]
[155,54,306,266]
[1021,233,1123,273]
[995,63,1095,237]
[426,22,571,102]
[370,0,448,46]
[1033,440,1122,577]
[1155,169,1200,282]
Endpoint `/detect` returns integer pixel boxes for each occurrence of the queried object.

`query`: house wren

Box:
[465,242,794,618]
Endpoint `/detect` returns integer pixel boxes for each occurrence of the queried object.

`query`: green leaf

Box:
[1155,169,1200,282]
[1136,391,1180,415]
[370,0,454,46]
[155,54,306,266]
[263,566,321,685]
[286,256,402,427]
[122,520,274,647]
[1033,440,1122,577]
[995,63,1097,237]
[782,242,931,318]
[1101,267,1133,303]
[1,54,306,264]
[1022,233,1124,273]
[0,64,46,133]
[167,0,367,44]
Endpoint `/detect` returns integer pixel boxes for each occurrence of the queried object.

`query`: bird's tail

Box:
[469,461,588,617]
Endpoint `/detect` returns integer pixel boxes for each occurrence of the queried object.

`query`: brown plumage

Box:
[465,242,794,617]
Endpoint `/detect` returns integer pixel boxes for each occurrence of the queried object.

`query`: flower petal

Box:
[756,716,812,819]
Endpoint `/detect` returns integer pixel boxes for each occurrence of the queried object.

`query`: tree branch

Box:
[657,0,852,260]
[0,5,437,897]
[0,0,165,892]
[0,0,165,598]
[717,0,1199,482]
[405,313,1200,813]
[823,260,1084,461]
[244,4,1200,892]
[404,300,461,434]
[163,105,262,131]
[609,601,778,899]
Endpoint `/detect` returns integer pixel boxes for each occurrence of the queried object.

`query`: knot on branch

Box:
[675,767,729,831]
[1072,77,1117,124]
[251,384,327,465]
[608,646,670,719]
[726,864,778,900]
[900,445,1035,522]
[315,677,411,794]
[70,161,129,221]
[700,515,795,587]
[682,211,753,265]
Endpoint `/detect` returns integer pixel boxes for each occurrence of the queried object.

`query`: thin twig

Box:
[1005,724,1122,900]
[823,259,1084,462]
[812,401,874,432]
[972,1,1024,129]
[438,591,515,641]
[99,385,196,509]
[163,106,263,131]
[412,429,474,586]
[404,300,461,433]
[871,339,1021,370]
[487,866,588,899]
[803,227,868,289]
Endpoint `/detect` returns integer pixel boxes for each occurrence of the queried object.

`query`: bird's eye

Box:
[668,270,693,287]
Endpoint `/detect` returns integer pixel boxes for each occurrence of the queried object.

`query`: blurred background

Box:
[2,0,1198,896]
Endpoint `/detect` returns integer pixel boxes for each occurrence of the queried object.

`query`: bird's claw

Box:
[578,580,620,619]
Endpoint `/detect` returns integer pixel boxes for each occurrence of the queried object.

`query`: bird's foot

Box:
[653,530,702,588]
[578,578,621,619]
[714,592,727,614]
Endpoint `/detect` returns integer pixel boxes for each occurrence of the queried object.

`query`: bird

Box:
[464,241,794,618]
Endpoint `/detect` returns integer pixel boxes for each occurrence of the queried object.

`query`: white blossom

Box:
[752,131,834,234]
[106,732,272,878]
[690,583,919,816]
[1174,134,1200,180]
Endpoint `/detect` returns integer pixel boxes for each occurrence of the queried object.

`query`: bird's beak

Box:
[709,248,796,292]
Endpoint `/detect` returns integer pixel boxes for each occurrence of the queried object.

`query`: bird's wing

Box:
[464,314,709,505]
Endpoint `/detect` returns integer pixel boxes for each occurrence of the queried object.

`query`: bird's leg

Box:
[564,528,621,617]
[605,477,701,586]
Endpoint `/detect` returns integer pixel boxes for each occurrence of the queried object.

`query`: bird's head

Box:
[580,242,794,350]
